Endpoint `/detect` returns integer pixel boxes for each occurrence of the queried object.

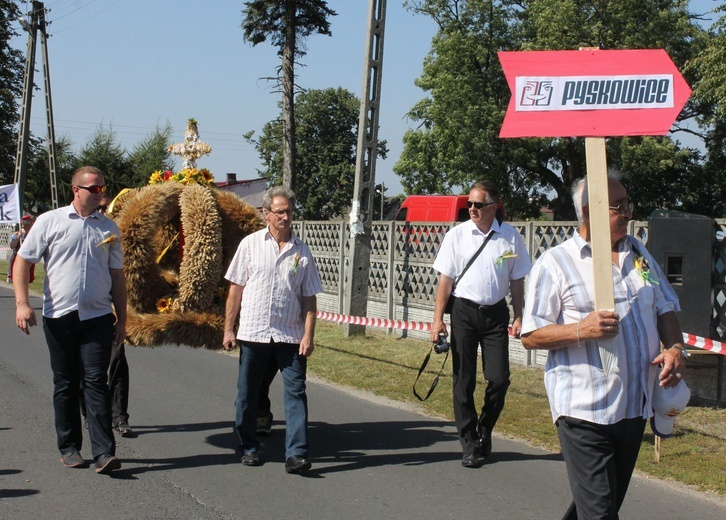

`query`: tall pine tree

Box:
[241,0,335,191]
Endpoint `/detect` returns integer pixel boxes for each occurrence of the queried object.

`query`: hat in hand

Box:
[650,370,690,438]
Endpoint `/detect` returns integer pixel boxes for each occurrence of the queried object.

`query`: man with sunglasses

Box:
[430,180,531,468]
[521,172,687,518]
[223,186,322,474]
[13,166,126,475]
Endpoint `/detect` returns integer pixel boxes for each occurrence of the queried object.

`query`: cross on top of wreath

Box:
[168,118,212,169]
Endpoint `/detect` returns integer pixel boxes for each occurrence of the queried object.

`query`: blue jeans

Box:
[43,312,116,460]
[235,340,308,459]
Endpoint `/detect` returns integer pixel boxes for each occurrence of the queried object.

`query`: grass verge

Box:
[311,321,726,496]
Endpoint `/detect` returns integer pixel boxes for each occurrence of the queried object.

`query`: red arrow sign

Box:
[499,49,691,138]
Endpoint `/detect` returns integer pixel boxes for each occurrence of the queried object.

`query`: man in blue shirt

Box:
[14,166,127,475]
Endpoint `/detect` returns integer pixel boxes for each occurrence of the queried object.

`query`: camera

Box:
[434,332,450,354]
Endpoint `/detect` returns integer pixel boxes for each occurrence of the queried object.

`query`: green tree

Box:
[398,0,716,219]
[685,3,726,216]
[241,0,336,191]
[26,135,76,210]
[0,0,23,186]
[76,125,131,196]
[127,122,174,186]
[246,87,388,220]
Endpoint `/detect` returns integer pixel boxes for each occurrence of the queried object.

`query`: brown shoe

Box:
[94,454,121,475]
[60,450,86,468]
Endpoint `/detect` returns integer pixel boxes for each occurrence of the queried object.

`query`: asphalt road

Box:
[1,285,724,519]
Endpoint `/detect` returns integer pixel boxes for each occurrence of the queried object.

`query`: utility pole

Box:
[343,0,387,336]
[14,1,59,213]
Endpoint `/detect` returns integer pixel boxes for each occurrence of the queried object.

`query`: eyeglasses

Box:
[609,201,634,216]
[268,209,293,218]
[467,201,495,209]
[75,185,107,194]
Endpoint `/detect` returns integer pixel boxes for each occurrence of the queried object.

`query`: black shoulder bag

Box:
[414,233,494,401]
[444,233,493,314]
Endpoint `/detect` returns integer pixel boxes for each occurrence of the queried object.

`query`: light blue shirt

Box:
[433,219,531,305]
[18,204,124,320]
[521,231,680,425]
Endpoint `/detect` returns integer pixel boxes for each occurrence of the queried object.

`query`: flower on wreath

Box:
[148,167,215,187]
[495,249,518,270]
[633,253,659,285]
[156,297,173,313]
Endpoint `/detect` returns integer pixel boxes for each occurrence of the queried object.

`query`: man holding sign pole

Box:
[521,172,689,519]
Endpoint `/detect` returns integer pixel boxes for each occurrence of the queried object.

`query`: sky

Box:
[12,0,721,197]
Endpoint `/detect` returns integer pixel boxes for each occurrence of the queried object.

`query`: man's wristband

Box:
[670,344,690,360]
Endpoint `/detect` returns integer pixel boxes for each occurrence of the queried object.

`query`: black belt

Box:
[457,297,506,311]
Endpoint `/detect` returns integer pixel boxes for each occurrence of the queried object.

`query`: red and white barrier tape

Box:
[316,311,725,356]
[683,333,725,355]
[316,311,432,332]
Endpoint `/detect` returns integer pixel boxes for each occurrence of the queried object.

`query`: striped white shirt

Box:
[521,231,680,425]
[433,219,531,305]
[225,227,323,344]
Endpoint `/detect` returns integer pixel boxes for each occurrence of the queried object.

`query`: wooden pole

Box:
[585,137,617,376]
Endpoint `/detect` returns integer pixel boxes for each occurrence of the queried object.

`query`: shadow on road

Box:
[111,418,561,478]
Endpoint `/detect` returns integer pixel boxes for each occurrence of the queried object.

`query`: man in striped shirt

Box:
[223,186,322,474]
[521,172,688,519]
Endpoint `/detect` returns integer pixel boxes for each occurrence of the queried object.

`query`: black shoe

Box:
[241,452,261,467]
[256,413,273,436]
[114,421,133,437]
[285,456,311,474]
[60,450,87,468]
[461,450,486,468]
[95,454,121,475]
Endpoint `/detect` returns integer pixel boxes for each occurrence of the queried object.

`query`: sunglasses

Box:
[467,201,495,209]
[75,185,107,194]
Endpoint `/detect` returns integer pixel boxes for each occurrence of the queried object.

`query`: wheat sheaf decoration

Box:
[112,180,263,349]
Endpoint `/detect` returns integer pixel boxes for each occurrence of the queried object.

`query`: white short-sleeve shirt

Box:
[521,232,680,425]
[225,227,323,344]
[433,219,531,305]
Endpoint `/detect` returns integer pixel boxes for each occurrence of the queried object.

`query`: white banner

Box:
[0,183,22,224]
[515,74,675,112]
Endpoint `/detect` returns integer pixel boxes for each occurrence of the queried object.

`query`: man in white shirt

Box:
[223,186,322,474]
[430,180,531,468]
[521,172,688,518]
[14,166,126,475]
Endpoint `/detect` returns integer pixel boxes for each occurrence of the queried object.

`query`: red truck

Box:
[394,195,470,222]
[394,195,504,222]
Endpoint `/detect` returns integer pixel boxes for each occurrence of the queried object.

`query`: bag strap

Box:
[452,231,494,292]
[415,231,493,401]
[413,346,449,401]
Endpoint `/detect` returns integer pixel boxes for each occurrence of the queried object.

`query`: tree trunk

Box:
[281,1,297,191]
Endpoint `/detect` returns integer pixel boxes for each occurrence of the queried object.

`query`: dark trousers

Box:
[80,341,130,424]
[557,416,646,520]
[43,312,116,460]
[450,298,510,454]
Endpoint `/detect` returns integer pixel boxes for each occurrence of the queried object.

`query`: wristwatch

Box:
[671,344,690,360]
